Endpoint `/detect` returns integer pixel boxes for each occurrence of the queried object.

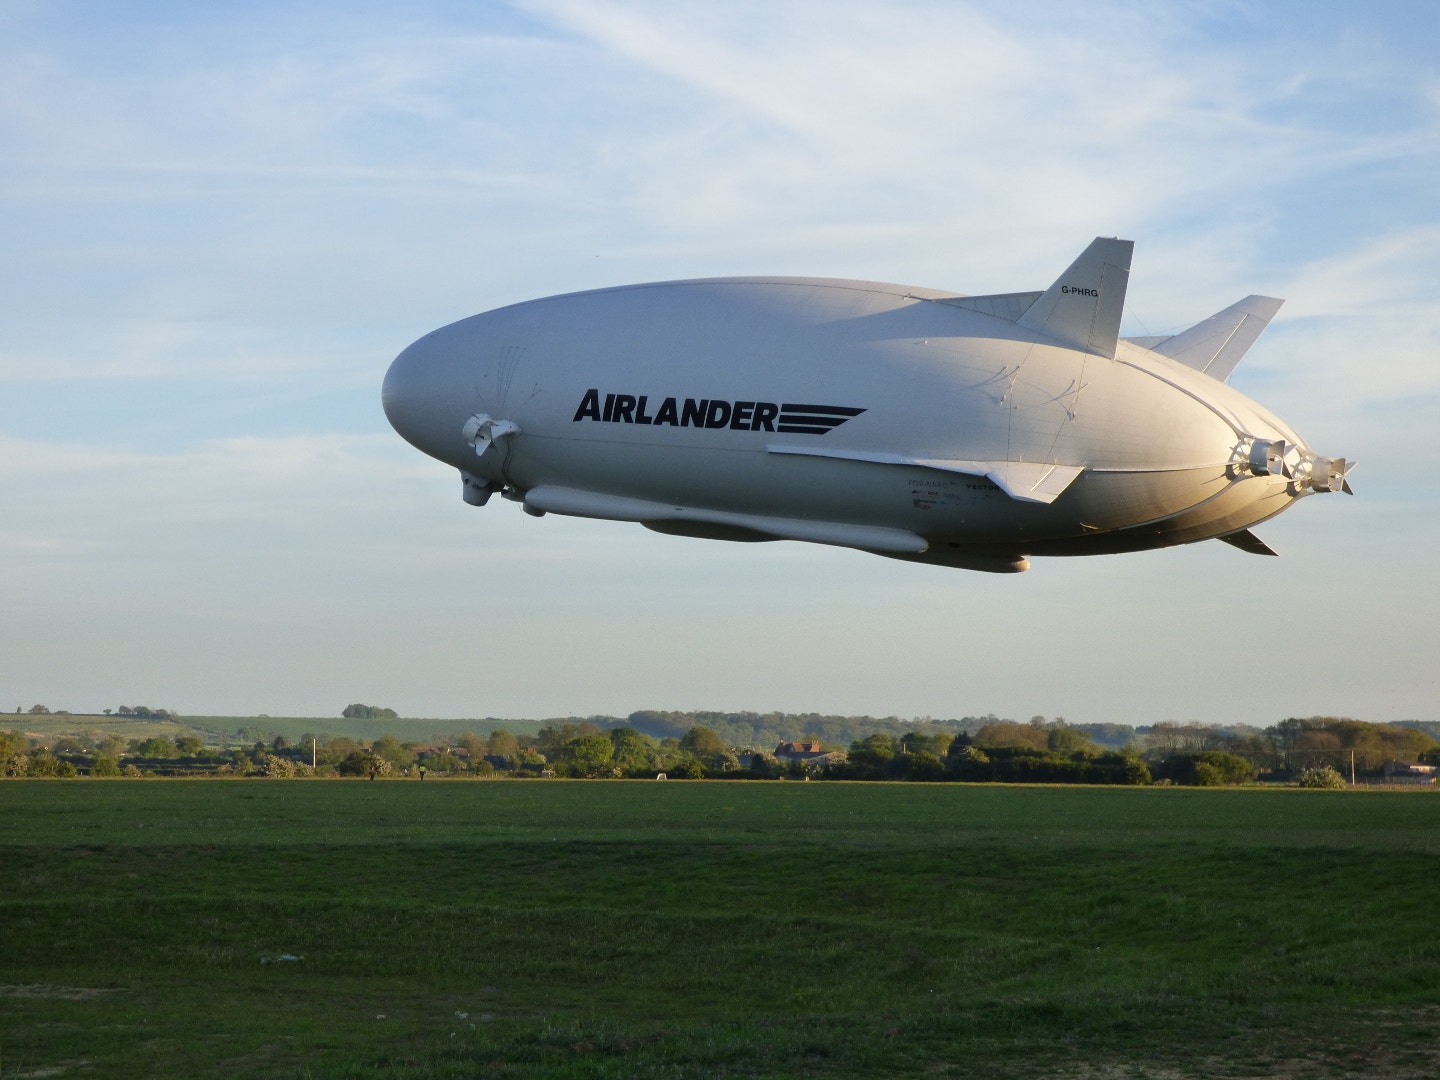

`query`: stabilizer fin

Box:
[1139,295,1284,382]
[949,460,1085,504]
[768,445,1083,505]
[932,291,1043,321]
[1017,237,1133,358]
[1217,528,1278,556]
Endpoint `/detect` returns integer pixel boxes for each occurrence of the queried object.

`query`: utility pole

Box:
[313,738,317,770]
[1350,748,1355,786]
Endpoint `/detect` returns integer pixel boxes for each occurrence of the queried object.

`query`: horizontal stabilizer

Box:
[1017,237,1133,358]
[933,291,1043,322]
[522,485,928,554]
[966,461,1085,504]
[1139,295,1284,382]
[1217,528,1278,556]
[768,445,1083,504]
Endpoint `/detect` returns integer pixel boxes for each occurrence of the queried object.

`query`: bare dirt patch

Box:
[0,984,122,1001]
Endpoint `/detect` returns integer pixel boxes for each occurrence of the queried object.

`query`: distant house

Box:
[1381,761,1436,784]
[774,741,845,767]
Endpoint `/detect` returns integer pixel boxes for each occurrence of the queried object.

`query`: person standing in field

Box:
[418,762,426,781]
[368,762,376,781]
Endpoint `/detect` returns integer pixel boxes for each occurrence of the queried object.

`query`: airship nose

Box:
[382,335,443,456]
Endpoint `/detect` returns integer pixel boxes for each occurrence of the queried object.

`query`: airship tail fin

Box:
[1139,295,1284,382]
[1017,237,1133,359]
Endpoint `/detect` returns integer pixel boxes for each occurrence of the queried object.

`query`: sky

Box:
[2,0,1438,727]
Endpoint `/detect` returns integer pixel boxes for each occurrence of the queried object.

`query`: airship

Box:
[382,237,1349,573]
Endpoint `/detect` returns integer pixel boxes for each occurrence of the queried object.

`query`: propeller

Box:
[1237,437,1354,495]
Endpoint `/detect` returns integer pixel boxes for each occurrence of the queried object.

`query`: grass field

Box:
[2,780,1437,1078]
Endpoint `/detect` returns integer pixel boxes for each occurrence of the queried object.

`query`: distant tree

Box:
[537,721,603,759]
[908,750,946,781]
[973,721,1049,751]
[90,754,122,778]
[608,727,660,775]
[271,735,289,751]
[370,734,416,769]
[945,744,991,780]
[457,731,489,760]
[27,751,76,777]
[847,733,897,774]
[1123,755,1152,785]
[3,735,34,776]
[29,704,50,715]
[746,751,782,779]
[423,748,465,774]
[1073,723,1140,749]
[710,749,741,774]
[488,729,519,760]
[337,751,372,777]
[1267,716,1437,774]
[900,730,953,757]
[565,734,616,778]
[134,736,174,758]
[117,706,169,720]
[174,736,205,757]
[670,757,705,779]
[1047,726,1096,754]
[1151,751,1256,786]
[680,726,727,759]
[1297,765,1347,789]
[1192,761,1224,787]
[341,704,398,719]
[316,737,363,769]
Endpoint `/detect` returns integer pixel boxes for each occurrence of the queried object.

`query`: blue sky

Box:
[3,1,1437,725]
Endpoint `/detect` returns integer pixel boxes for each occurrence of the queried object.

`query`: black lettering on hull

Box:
[572,389,865,435]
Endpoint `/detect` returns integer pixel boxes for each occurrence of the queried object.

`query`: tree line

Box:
[3,714,1435,785]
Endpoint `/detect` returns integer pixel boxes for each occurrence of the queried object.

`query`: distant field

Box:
[2,781,1437,1078]
[190,715,548,743]
[2,714,547,744]
[1,714,218,742]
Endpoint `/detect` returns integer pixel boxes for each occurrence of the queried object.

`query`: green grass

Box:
[2,781,1437,1078]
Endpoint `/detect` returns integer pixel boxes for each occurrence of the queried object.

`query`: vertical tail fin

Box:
[1017,237,1133,358]
[1147,295,1284,381]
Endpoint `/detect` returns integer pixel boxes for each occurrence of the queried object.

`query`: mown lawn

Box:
[1,780,1437,1078]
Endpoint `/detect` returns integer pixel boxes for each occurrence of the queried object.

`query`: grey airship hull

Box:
[383,239,1348,572]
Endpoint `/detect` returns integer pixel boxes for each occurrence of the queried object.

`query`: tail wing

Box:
[1134,295,1284,381]
[1015,237,1133,359]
